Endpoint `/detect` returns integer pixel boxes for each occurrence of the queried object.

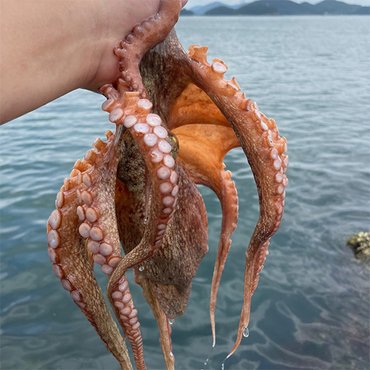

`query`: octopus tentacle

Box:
[61,128,144,370]
[186,46,288,357]
[110,275,145,370]
[99,86,180,369]
[114,161,209,367]
[101,88,180,257]
[172,123,240,346]
[139,277,175,370]
[47,136,132,370]
[209,169,239,347]
[115,0,183,95]
[77,131,122,276]
[102,18,196,368]
[102,86,178,243]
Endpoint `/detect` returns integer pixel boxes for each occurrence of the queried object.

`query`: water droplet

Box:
[138,266,145,272]
[169,319,175,325]
[243,327,249,338]
[221,361,225,370]
[169,351,174,358]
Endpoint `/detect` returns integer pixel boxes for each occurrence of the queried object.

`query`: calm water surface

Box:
[1,16,370,370]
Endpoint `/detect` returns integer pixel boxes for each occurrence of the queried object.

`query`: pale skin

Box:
[0,0,184,124]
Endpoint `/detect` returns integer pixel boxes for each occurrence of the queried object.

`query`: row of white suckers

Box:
[251,103,288,229]
[48,98,179,281]
[195,57,288,204]
[104,98,180,249]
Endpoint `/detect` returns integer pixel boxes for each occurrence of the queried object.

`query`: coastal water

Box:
[1,16,369,370]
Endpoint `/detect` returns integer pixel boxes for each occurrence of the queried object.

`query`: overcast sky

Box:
[186,0,370,7]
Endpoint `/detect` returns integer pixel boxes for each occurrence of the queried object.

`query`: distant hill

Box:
[181,8,194,16]
[188,0,370,16]
[206,5,236,15]
[190,1,242,15]
[191,2,226,15]
[314,0,370,14]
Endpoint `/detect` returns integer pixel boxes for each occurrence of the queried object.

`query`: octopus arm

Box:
[99,82,181,369]
[97,4,186,368]
[76,131,122,275]
[115,0,183,94]
[173,123,240,346]
[139,277,175,370]
[71,129,147,369]
[114,163,209,369]
[185,46,288,357]
[46,141,132,370]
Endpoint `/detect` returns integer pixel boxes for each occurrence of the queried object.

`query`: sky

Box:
[185,0,370,7]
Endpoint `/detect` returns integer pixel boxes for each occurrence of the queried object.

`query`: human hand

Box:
[1,0,186,123]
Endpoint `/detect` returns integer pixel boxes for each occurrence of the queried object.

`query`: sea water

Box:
[1,16,369,370]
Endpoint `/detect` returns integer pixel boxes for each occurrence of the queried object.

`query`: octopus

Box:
[46,1,288,369]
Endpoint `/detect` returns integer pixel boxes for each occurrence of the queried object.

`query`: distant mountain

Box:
[181,8,194,16]
[314,0,370,14]
[206,5,236,15]
[193,0,370,16]
[230,0,317,15]
[190,1,242,15]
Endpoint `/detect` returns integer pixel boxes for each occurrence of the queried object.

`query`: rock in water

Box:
[347,231,370,261]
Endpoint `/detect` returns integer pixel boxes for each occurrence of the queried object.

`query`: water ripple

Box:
[0,16,369,370]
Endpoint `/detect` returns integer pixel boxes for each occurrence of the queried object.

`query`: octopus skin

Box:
[46,1,288,369]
